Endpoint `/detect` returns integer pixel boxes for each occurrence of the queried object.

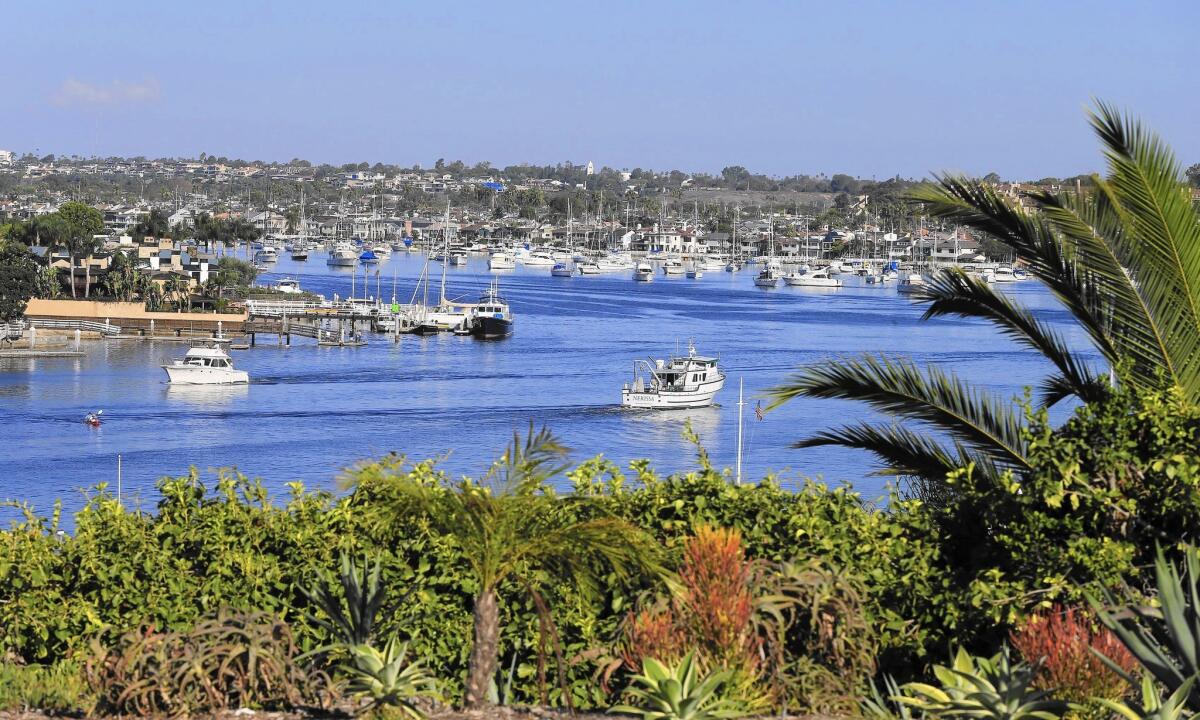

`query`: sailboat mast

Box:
[439,199,450,305]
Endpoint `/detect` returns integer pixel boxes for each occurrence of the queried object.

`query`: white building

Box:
[0,150,13,165]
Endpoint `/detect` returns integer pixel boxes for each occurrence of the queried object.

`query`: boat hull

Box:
[162,366,249,385]
[621,376,725,409]
[472,316,513,339]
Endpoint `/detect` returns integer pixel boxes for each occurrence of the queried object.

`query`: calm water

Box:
[0,252,1094,521]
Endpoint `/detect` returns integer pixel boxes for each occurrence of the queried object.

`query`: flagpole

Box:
[736,378,744,486]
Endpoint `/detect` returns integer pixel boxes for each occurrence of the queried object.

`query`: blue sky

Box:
[5,0,1197,180]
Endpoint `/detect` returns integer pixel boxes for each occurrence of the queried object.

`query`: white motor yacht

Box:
[633,262,654,282]
[754,266,780,288]
[275,278,302,294]
[522,251,556,267]
[661,260,685,276]
[550,262,574,277]
[621,341,725,409]
[897,273,929,295]
[577,260,601,275]
[162,344,249,385]
[994,265,1016,282]
[488,251,516,270]
[328,243,358,266]
[784,268,842,287]
[254,246,278,263]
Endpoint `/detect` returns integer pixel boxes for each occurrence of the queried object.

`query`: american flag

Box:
[754,401,764,421]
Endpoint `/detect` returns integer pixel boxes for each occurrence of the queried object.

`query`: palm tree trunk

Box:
[69,254,77,299]
[84,256,91,298]
[464,588,499,708]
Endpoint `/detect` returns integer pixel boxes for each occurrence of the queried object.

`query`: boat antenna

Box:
[735,378,744,486]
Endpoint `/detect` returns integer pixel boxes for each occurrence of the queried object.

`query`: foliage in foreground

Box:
[84,607,336,716]
[611,652,746,720]
[893,647,1068,720]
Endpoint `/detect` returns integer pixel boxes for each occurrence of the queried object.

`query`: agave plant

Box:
[769,103,1200,485]
[304,551,387,647]
[343,637,437,717]
[611,651,746,720]
[1099,675,1196,720]
[862,675,920,720]
[896,647,1067,720]
[1092,545,1200,711]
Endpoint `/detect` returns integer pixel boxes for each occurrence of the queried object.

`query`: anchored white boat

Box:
[162,345,249,385]
[633,262,654,282]
[897,273,929,295]
[523,251,556,267]
[275,278,302,294]
[621,341,725,409]
[784,268,842,287]
[327,243,358,266]
[754,266,780,288]
[488,251,516,270]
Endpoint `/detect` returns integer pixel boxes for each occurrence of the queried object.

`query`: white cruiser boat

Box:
[754,266,780,288]
[275,278,302,294]
[993,265,1016,282]
[523,251,556,267]
[328,243,358,266]
[661,260,685,276]
[633,262,654,282]
[784,268,842,287]
[162,345,249,385]
[254,246,278,263]
[577,260,601,275]
[897,273,929,295]
[621,342,725,409]
[488,251,516,270]
[551,262,574,277]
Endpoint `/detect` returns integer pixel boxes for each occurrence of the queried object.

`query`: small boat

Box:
[753,267,780,288]
[84,410,103,427]
[328,243,358,266]
[470,282,513,339]
[275,278,302,294]
[633,262,654,282]
[993,266,1016,282]
[254,247,278,263]
[661,260,685,276]
[522,251,556,267]
[784,268,842,287]
[897,273,929,295]
[725,261,740,272]
[290,244,309,261]
[577,260,601,275]
[449,251,468,266]
[488,252,516,270]
[359,250,379,264]
[621,341,726,409]
[551,262,574,277]
[162,344,249,385]
[685,265,704,279]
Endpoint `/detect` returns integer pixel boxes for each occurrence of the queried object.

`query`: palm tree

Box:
[163,274,185,311]
[769,103,1200,487]
[347,427,662,709]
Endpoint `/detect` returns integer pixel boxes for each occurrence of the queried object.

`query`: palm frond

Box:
[918,267,1106,405]
[1033,183,1177,391]
[769,354,1030,471]
[910,177,1125,369]
[796,421,1002,483]
[1087,101,1200,401]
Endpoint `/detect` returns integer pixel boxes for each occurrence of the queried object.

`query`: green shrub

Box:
[0,660,92,713]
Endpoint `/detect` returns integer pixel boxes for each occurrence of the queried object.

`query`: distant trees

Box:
[0,242,40,323]
[132,209,170,241]
[57,202,104,299]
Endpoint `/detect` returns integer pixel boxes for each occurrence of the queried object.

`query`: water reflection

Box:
[164,383,250,407]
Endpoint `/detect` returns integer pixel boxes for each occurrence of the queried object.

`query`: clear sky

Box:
[4,0,1197,180]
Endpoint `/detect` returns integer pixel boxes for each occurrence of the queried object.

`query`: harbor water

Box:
[0,253,1094,520]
